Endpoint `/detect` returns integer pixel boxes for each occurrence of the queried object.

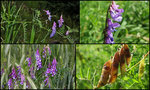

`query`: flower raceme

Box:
[58,15,64,28]
[35,49,42,70]
[110,1,124,22]
[104,1,124,44]
[43,10,52,21]
[50,21,57,38]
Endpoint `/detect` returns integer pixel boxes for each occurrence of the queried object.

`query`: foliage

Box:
[1,44,75,89]
[76,44,149,89]
[80,1,149,43]
[1,1,79,43]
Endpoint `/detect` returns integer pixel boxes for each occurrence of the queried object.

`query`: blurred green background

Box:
[80,1,149,43]
[76,44,149,89]
[1,44,75,89]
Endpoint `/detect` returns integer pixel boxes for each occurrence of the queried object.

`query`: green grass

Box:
[76,44,149,89]
[1,44,75,89]
[80,1,149,43]
[1,1,79,43]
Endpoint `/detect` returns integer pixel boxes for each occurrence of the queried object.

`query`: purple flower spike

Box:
[35,49,42,70]
[9,67,17,80]
[17,66,21,78]
[107,19,120,32]
[20,74,25,85]
[50,21,57,38]
[47,47,51,55]
[58,15,64,28]
[43,47,47,58]
[44,76,51,88]
[51,58,57,77]
[110,1,124,22]
[29,66,35,79]
[8,78,13,89]
[26,57,32,67]
[43,10,52,21]
[1,68,4,75]
[66,30,69,35]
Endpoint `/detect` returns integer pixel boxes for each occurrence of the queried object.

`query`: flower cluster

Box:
[29,66,35,79]
[43,10,64,38]
[45,58,57,77]
[42,46,51,58]
[5,46,57,89]
[66,30,69,35]
[58,15,64,28]
[26,57,32,67]
[110,1,124,22]
[35,49,42,70]
[7,66,26,89]
[50,21,57,38]
[105,1,124,44]
[43,10,52,21]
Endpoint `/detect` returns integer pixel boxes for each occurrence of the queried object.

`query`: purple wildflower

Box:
[7,78,13,89]
[44,76,51,88]
[43,10,52,21]
[50,21,57,38]
[1,68,4,75]
[45,58,57,77]
[17,66,21,78]
[110,1,124,22]
[26,80,31,88]
[9,67,17,80]
[43,47,47,58]
[47,47,51,55]
[35,49,42,70]
[26,57,32,67]
[29,66,35,79]
[58,15,64,28]
[66,30,69,35]
[50,58,57,76]
[107,19,120,32]
[20,74,25,85]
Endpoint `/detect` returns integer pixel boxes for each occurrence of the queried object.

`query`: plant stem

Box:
[103,4,111,44]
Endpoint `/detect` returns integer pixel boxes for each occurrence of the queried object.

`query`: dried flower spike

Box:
[96,59,112,88]
[109,51,120,83]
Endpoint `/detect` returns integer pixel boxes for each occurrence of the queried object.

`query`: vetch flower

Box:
[44,76,51,88]
[26,80,31,88]
[26,57,32,67]
[9,67,17,80]
[20,74,25,85]
[50,21,57,38]
[17,66,21,78]
[1,68,4,75]
[43,10,52,21]
[35,49,42,70]
[43,47,47,58]
[110,1,124,22]
[50,57,57,77]
[47,47,51,55]
[66,30,69,35]
[29,66,35,79]
[107,19,120,32]
[58,15,64,28]
[7,78,13,89]
[45,58,57,77]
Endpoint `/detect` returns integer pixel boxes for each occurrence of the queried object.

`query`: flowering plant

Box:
[104,1,124,44]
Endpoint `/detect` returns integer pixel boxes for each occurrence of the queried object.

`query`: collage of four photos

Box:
[1,0,149,89]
